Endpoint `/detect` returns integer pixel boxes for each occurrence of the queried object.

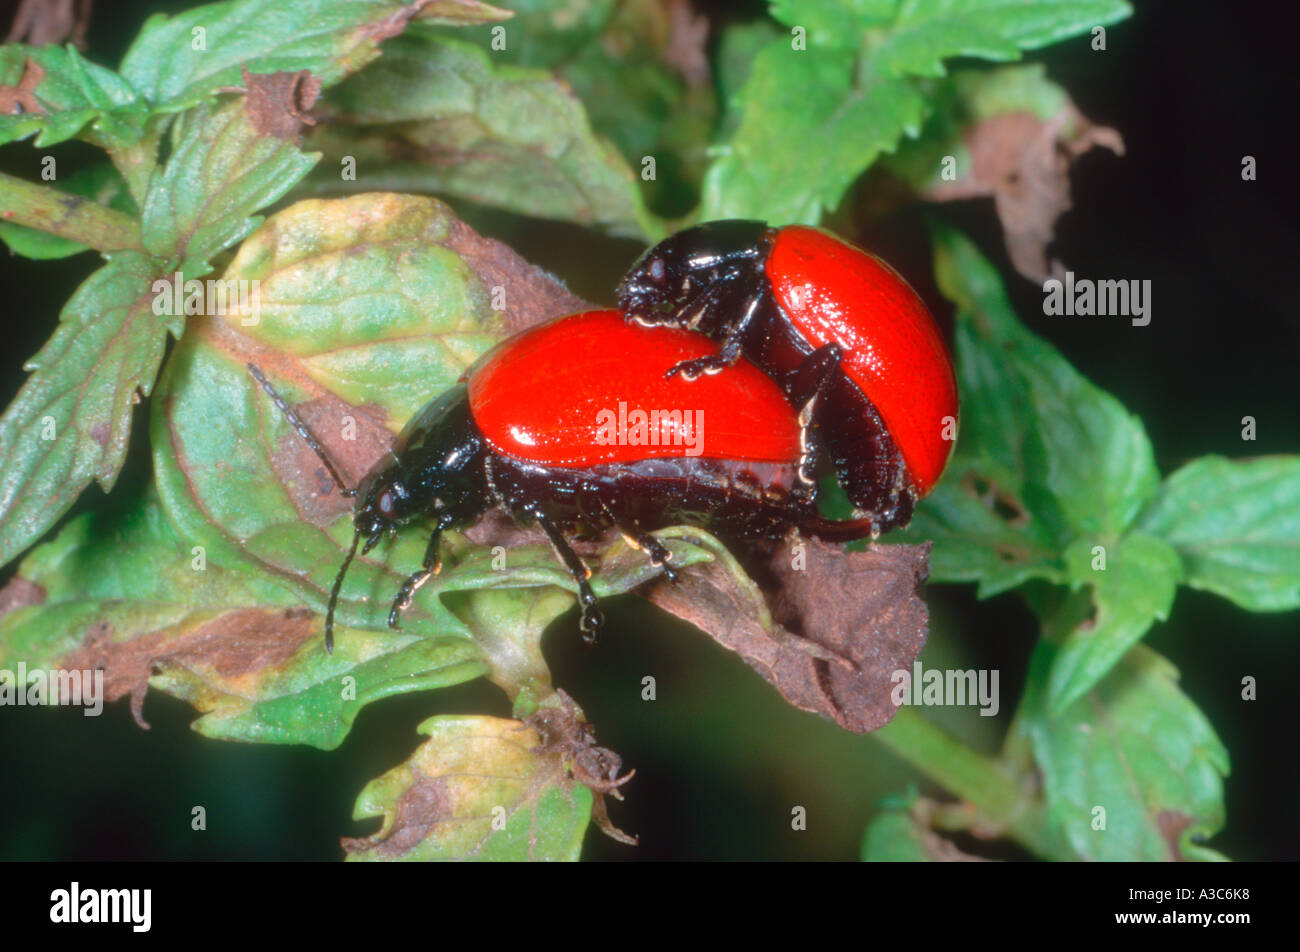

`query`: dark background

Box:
[0,0,1295,861]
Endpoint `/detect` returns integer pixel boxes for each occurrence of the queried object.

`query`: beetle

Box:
[617,220,959,534]
[249,309,880,653]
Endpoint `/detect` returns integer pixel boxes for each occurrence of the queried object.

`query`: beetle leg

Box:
[618,526,679,583]
[790,342,844,407]
[534,510,604,644]
[388,528,443,630]
[788,343,843,495]
[324,527,363,655]
[664,281,761,380]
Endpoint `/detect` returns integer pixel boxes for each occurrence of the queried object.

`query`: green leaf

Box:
[0,45,148,149]
[450,0,615,69]
[450,0,715,213]
[0,486,490,749]
[699,42,925,223]
[149,194,503,649]
[1139,455,1300,611]
[861,809,933,861]
[119,0,511,113]
[314,30,659,238]
[549,0,715,218]
[877,0,1133,78]
[893,241,1064,592]
[897,459,1062,596]
[141,98,319,275]
[910,225,1159,565]
[714,20,782,141]
[1048,532,1181,713]
[860,787,932,861]
[0,162,136,260]
[1022,642,1229,861]
[0,250,170,567]
[769,0,899,47]
[0,486,297,671]
[345,714,593,861]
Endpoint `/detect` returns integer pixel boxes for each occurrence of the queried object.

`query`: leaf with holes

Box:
[1021,642,1229,861]
[1048,532,1181,713]
[895,226,1158,600]
[344,714,594,860]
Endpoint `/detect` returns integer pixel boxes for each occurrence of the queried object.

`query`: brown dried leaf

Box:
[925,108,1123,282]
[444,217,592,336]
[359,0,511,44]
[343,711,602,861]
[241,66,322,140]
[0,576,45,616]
[526,689,637,845]
[59,608,317,729]
[648,538,931,733]
[6,0,91,48]
[663,0,711,87]
[0,57,44,116]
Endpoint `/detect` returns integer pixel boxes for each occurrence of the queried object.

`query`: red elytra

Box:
[467,310,801,467]
[765,226,958,494]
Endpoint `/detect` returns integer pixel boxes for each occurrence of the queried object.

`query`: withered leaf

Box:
[0,57,44,115]
[241,66,322,140]
[343,712,603,861]
[648,538,931,733]
[5,0,91,48]
[926,108,1123,283]
[443,217,591,336]
[59,608,317,729]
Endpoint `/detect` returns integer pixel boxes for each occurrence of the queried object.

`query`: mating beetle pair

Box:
[251,221,959,652]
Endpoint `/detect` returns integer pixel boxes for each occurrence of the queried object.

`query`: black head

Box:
[347,384,488,549]
[327,383,489,651]
[617,219,773,324]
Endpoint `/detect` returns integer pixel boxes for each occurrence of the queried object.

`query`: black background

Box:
[0,0,1295,861]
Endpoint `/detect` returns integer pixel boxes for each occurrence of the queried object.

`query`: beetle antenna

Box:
[247,363,355,497]
[324,527,362,654]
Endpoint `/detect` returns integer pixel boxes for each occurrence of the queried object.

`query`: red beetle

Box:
[617,221,959,533]
[250,310,878,652]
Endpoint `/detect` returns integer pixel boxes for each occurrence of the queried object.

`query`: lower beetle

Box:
[617,220,959,534]
[250,309,879,652]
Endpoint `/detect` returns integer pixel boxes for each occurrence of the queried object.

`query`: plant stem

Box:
[0,171,142,253]
[871,706,1070,860]
[104,130,161,207]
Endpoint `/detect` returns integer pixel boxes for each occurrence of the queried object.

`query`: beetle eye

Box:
[378,490,394,516]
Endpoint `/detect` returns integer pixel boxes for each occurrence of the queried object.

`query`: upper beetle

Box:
[250,309,880,653]
[617,220,959,534]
